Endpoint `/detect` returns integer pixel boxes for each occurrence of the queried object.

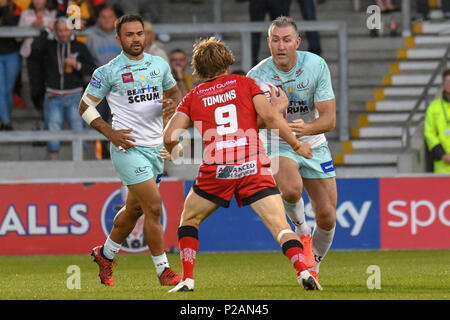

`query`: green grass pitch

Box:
[0,250,449,300]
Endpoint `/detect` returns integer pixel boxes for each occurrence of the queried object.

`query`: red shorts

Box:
[193,157,280,208]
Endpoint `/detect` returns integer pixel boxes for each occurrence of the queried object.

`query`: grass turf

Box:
[0,250,449,300]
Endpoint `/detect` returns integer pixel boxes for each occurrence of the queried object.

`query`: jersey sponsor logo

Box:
[272,74,281,82]
[122,72,134,83]
[287,100,309,114]
[216,137,248,151]
[196,79,237,96]
[216,160,257,179]
[90,76,101,89]
[295,68,303,77]
[127,85,161,104]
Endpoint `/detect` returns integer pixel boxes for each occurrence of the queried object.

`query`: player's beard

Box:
[123,41,144,57]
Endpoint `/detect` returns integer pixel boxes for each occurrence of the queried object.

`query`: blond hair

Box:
[191,37,235,80]
[268,16,299,38]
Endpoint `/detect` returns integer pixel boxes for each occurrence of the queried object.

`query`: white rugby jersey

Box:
[86,52,177,147]
[247,51,335,148]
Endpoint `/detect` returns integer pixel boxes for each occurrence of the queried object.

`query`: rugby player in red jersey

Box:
[163,37,322,292]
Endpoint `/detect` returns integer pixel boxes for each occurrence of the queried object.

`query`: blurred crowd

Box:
[0,0,449,173]
[0,0,201,161]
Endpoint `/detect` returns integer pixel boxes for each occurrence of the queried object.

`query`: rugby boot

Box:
[300,234,315,269]
[91,246,114,286]
[168,278,194,292]
[298,270,322,291]
[159,267,182,286]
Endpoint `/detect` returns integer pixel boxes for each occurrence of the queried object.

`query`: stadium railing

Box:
[0,21,349,161]
[0,130,106,161]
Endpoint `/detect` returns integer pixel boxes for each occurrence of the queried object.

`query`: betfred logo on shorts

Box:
[380,177,450,249]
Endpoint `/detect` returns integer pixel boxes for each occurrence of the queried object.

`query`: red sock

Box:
[178,226,199,280]
[282,240,307,276]
[179,237,198,280]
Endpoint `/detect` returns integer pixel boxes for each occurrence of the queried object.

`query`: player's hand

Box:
[289,119,307,137]
[442,154,450,164]
[293,141,312,159]
[160,98,176,119]
[160,144,182,161]
[33,14,44,28]
[109,128,136,151]
[270,87,288,113]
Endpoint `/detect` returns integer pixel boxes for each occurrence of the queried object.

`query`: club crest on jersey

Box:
[295,68,303,77]
[122,72,134,83]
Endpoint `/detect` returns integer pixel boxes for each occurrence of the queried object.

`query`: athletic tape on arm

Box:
[81,92,101,125]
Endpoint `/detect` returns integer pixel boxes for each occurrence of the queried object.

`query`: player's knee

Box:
[316,209,336,230]
[113,205,143,228]
[281,187,302,203]
[144,203,163,220]
[180,212,203,229]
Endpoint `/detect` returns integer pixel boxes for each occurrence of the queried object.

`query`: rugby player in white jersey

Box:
[78,14,182,287]
[247,16,337,289]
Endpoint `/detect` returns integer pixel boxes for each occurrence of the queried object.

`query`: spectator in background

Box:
[17,0,56,127]
[289,0,322,56]
[56,0,107,42]
[415,0,450,21]
[18,0,57,59]
[14,0,33,10]
[109,0,170,42]
[169,48,199,97]
[0,0,21,131]
[85,5,121,159]
[167,48,198,176]
[30,18,96,159]
[85,6,120,67]
[143,20,168,62]
[249,0,290,66]
[424,69,450,173]
[375,0,398,13]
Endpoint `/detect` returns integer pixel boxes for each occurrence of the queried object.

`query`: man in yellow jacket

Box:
[424,69,450,173]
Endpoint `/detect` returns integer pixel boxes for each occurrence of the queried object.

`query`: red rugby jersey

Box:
[176,74,266,165]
